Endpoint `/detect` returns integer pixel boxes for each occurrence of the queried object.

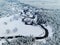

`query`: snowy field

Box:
[0,0,60,9]
[19,0,60,9]
[0,15,45,37]
[0,0,59,45]
[0,13,53,45]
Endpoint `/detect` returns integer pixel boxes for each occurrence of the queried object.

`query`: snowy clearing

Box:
[0,14,53,44]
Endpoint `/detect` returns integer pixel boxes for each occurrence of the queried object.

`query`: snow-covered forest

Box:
[0,0,60,45]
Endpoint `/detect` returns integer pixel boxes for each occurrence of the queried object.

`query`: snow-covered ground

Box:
[0,14,53,44]
[0,0,54,44]
[18,0,60,9]
[0,0,60,9]
[0,15,44,37]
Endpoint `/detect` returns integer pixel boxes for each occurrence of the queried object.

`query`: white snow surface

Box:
[0,15,44,37]
[0,14,53,44]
